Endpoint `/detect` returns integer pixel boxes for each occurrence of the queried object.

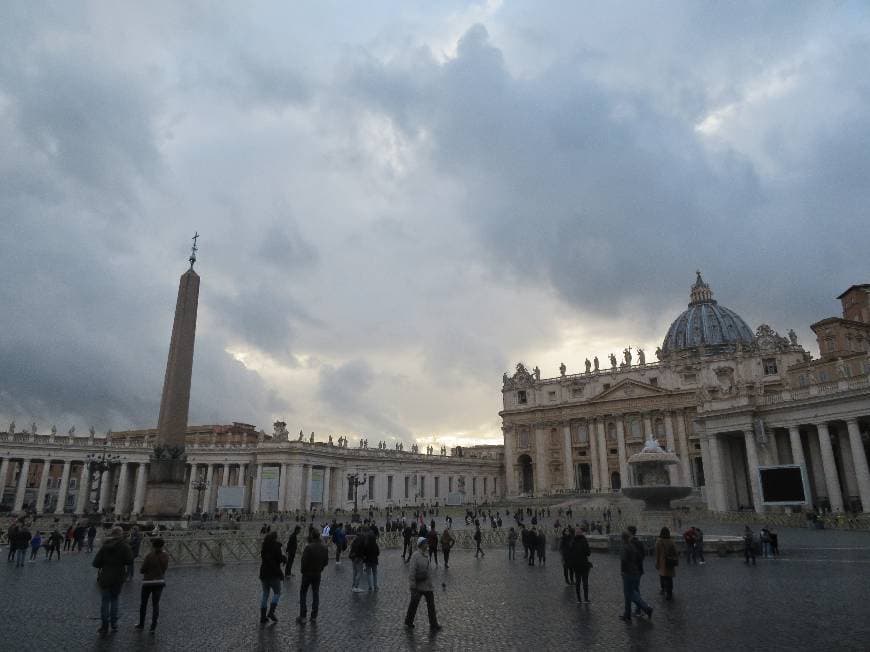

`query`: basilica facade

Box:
[500,275,870,513]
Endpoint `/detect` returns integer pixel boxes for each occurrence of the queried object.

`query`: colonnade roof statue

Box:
[661,271,755,356]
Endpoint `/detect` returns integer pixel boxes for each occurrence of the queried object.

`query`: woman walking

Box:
[440,527,455,569]
[569,528,592,603]
[654,527,679,601]
[136,537,169,632]
[259,531,286,624]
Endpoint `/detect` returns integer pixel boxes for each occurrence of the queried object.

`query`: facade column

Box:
[322,467,331,512]
[253,463,263,512]
[202,463,215,513]
[837,429,859,503]
[278,463,288,511]
[615,419,628,489]
[55,460,72,515]
[503,427,517,496]
[185,464,198,515]
[75,463,90,514]
[132,463,147,515]
[662,413,678,485]
[596,420,608,491]
[35,460,51,514]
[534,427,549,493]
[816,422,844,512]
[588,422,600,491]
[98,470,112,511]
[674,411,692,484]
[743,430,764,513]
[562,423,574,490]
[300,465,311,511]
[704,435,726,511]
[238,463,248,511]
[846,419,870,513]
[788,425,807,469]
[14,459,32,513]
[0,457,10,505]
[114,462,130,514]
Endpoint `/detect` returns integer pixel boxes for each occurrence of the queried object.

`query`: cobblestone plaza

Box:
[1,525,868,651]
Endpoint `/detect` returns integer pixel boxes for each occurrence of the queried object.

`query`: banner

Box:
[260,466,280,502]
[310,468,324,505]
[217,486,244,509]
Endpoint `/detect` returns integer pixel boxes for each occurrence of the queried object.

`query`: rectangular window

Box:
[434,477,440,496]
[68,478,77,490]
[683,373,697,383]
[448,476,453,493]
[517,390,527,404]
[799,375,807,387]
[572,387,583,397]
[405,476,410,499]
[763,358,778,375]
[602,383,611,390]
[347,478,355,501]
[419,476,425,498]
[484,477,488,494]
[368,475,375,500]
[387,475,393,500]
[472,477,477,495]
[518,431,530,449]
[548,391,557,401]
[649,377,658,386]
[819,370,830,382]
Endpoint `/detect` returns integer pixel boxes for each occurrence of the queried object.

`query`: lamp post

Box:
[347,472,367,520]
[85,451,122,515]
[191,476,210,515]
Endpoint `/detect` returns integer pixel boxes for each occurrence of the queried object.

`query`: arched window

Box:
[655,419,665,437]
[630,418,642,439]
[606,422,617,443]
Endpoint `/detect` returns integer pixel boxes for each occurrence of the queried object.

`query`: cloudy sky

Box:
[2,1,868,447]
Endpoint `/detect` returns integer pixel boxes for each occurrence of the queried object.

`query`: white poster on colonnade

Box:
[217,486,244,509]
[260,466,280,502]
[310,468,324,505]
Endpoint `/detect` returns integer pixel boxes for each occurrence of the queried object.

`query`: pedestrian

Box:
[560,527,573,584]
[93,526,134,634]
[47,529,63,561]
[761,528,772,558]
[402,522,413,561]
[87,525,97,553]
[332,523,346,563]
[536,528,546,565]
[682,527,697,564]
[694,526,706,564]
[13,522,31,567]
[654,527,679,601]
[404,537,442,631]
[136,537,169,632]
[29,531,43,561]
[440,527,455,569]
[285,525,301,577]
[743,526,756,565]
[568,528,592,604]
[127,526,142,580]
[427,527,439,566]
[63,525,74,551]
[520,525,530,560]
[297,530,329,624]
[507,527,517,560]
[527,527,536,566]
[73,524,86,552]
[620,528,652,622]
[474,523,485,558]
[258,531,286,624]
[769,528,779,556]
[350,529,367,592]
[365,528,380,591]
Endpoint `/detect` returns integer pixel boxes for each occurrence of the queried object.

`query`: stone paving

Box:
[1,527,869,651]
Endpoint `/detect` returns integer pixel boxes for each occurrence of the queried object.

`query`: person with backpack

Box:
[136,537,169,632]
[47,529,63,561]
[297,530,329,623]
[13,523,31,567]
[655,527,679,600]
[620,527,652,622]
[440,527,455,569]
[93,527,134,634]
[258,531,286,624]
[404,537,442,631]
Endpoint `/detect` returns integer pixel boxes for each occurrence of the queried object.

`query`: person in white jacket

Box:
[404,537,442,631]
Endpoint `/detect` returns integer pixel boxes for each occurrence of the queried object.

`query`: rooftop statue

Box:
[637,348,645,365]
[7,421,14,434]
[593,356,599,371]
[623,348,632,366]
[585,358,591,373]
[30,422,37,435]
[642,436,665,453]
[559,362,566,376]
[609,353,617,368]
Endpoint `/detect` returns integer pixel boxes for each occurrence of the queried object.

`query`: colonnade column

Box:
[837,429,859,502]
[55,460,72,515]
[615,419,628,489]
[588,423,600,491]
[13,459,31,513]
[35,460,51,514]
[0,458,9,505]
[663,413,678,485]
[743,430,764,513]
[98,470,111,511]
[561,424,574,490]
[278,463,288,511]
[846,419,870,513]
[503,426,516,496]
[596,420,608,491]
[132,463,147,515]
[253,464,263,512]
[114,462,130,514]
[75,464,90,514]
[238,463,248,511]
[788,426,807,469]
[322,467,331,512]
[185,465,198,515]
[534,427,549,493]
[300,465,311,511]
[674,411,692,484]
[704,434,726,511]
[816,422,844,512]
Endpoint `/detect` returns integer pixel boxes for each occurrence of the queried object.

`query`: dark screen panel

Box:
[759,466,806,503]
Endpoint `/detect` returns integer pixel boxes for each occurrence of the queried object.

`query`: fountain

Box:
[621,437,692,510]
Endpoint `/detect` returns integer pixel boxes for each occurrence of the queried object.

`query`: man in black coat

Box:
[285,525,301,577]
[297,532,329,623]
[568,529,592,603]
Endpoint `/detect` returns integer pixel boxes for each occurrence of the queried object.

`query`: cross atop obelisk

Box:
[143,234,201,519]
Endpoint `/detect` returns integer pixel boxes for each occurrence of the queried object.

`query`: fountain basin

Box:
[622,485,693,510]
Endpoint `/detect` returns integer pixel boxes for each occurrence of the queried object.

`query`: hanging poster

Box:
[310,468,324,505]
[260,466,280,502]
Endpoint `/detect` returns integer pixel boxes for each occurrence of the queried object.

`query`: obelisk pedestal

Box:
[143,263,200,519]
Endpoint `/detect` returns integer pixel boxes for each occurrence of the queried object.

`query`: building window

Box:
[799,375,807,387]
[518,431,530,449]
[419,476,425,498]
[655,419,665,437]
[630,419,642,439]
[548,391,557,401]
[683,373,697,383]
[517,390,527,404]
[609,448,617,455]
[606,422,616,443]
[404,476,410,499]
[763,358,778,375]
[819,370,830,382]
[434,477,440,496]
[572,424,588,444]
[387,475,393,500]
[472,477,477,495]
[368,475,375,500]
[448,476,453,493]
[572,387,583,397]
[649,377,658,386]
[68,479,77,490]
[550,429,560,446]
[484,477,488,494]
[602,383,611,391]
[347,480,355,501]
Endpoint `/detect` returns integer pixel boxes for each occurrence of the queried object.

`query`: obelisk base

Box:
[143,459,188,519]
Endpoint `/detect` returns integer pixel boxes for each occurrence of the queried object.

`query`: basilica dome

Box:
[661,273,754,355]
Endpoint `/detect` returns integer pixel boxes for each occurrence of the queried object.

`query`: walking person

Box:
[365,528,380,591]
[536,528,546,565]
[258,531,286,624]
[527,527,536,566]
[285,525,301,577]
[694,526,706,564]
[682,527,696,564]
[13,522,31,567]
[63,525,74,551]
[743,526,757,565]
[7,520,20,562]
[654,527,679,601]
[29,531,42,561]
[332,523,346,564]
[521,525,530,560]
[474,523,485,558]
[402,523,413,561]
[507,527,517,560]
[87,525,97,553]
[619,529,652,622]
[560,528,573,583]
[297,530,329,624]
[569,528,592,603]
[349,529,367,592]
[93,526,134,634]
[47,529,63,561]
[404,537,442,631]
[440,527,455,569]
[136,537,169,633]
[427,527,439,566]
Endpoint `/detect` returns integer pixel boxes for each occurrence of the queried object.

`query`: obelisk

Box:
[143,234,200,519]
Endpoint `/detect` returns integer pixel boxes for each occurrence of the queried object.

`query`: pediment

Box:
[592,378,668,402]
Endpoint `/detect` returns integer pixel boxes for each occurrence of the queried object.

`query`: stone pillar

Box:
[534,427,549,493]
[588,422,600,491]
[114,462,130,514]
[35,460,51,514]
[837,429,859,503]
[14,459,31,513]
[322,467,331,512]
[674,411,692,484]
[704,435,727,511]
[615,419,628,489]
[300,465,311,511]
[202,463,214,513]
[185,465,198,515]
[503,426,517,496]
[0,457,10,506]
[238,463,248,511]
[133,463,147,515]
[253,464,263,512]
[663,413,678,485]
[278,463,288,511]
[743,430,764,513]
[562,424,573,490]
[596,420,608,491]
[846,419,870,513]
[99,470,112,511]
[816,422,844,512]
[54,460,72,515]
[788,426,807,468]
[75,464,90,514]
[806,432,828,503]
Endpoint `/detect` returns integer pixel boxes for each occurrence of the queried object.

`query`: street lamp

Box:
[347,472,367,520]
[85,451,122,515]
[191,476,210,515]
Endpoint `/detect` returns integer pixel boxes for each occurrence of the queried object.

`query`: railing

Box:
[698,510,870,531]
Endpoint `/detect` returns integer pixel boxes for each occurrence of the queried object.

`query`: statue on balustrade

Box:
[30,422,37,435]
[309,431,315,444]
[50,425,57,435]
[609,353,617,369]
[69,426,76,436]
[788,329,798,346]
[328,434,334,446]
[298,429,304,442]
[7,421,14,434]
[533,366,541,380]
[585,358,591,373]
[623,348,632,366]
[593,356,599,372]
[559,362,566,376]
[637,348,645,365]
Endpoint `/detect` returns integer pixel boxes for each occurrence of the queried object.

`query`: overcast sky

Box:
[2,2,868,446]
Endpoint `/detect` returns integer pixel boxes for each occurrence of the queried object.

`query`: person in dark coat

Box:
[93,526,134,634]
[285,525,301,577]
[365,529,381,591]
[655,527,679,600]
[259,531,286,624]
[568,529,592,603]
[560,528,574,584]
[12,523,31,567]
[136,537,169,632]
[536,529,546,565]
[620,529,652,622]
[297,531,329,623]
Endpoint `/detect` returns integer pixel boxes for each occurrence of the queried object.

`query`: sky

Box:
[2,1,869,447]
